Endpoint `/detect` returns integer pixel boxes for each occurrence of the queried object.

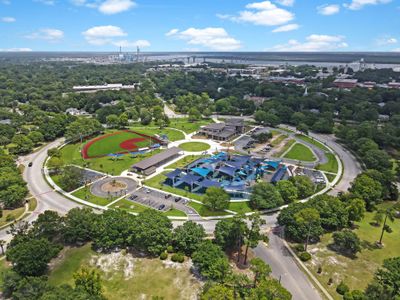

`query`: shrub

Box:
[298,252,311,262]
[336,281,350,295]
[171,253,185,263]
[262,234,269,243]
[166,245,174,253]
[294,244,305,252]
[159,252,168,260]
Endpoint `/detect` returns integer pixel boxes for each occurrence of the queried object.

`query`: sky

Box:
[0,0,399,52]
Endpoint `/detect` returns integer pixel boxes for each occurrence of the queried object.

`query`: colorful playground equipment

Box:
[164,152,289,198]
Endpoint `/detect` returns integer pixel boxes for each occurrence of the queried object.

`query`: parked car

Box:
[175,197,181,203]
[28,162,33,167]
[158,204,166,210]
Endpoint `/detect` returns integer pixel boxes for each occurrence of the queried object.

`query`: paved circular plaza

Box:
[91,176,138,198]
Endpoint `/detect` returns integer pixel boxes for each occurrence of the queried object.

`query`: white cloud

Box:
[0,48,32,52]
[35,0,55,5]
[99,0,136,14]
[377,36,398,46]
[276,0,295,6]
[114,39,150,48]
[272,23,299,32]
[82,25,127,45]
[318,4,340,15]
[344,0,391,10]
[392,48,400,52]
[167,27,242,51]
[165,29,179,36]
[1,16,16,22]
[25,28,64,41]
[219,1,294,26]
[1,0,11,4]
[272,34,348,51]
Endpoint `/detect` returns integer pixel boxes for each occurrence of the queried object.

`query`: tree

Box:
[346,198,366,223]
[192,240,231,282]
[118,112,129,128]
[365,257,400,299]
[65,118,102,142]
[214,214,246,262]
[250,258,271,287]
[106,114,119,128]
[375,203,399,246]
[130,209,172,255]
[249,278,292,300]
[290,176,315,199]
[173,221,206,256]
[47,156,64,173]
[349,174,383,211]
[332,230,361,255]
[201,284,234,300]
[188,107,201,122]
[243,213,265,264]
[63,208,97,245]
[276,180,298,203]
[296,123,309,135]
[203,187,230,211]
[294,208,320,251]
[73,267,105,299]
[12,276,49,300]
[27,130,44,146]
[249,182,283,210]
[6,238,62,276]
[11,134,34,154]
[0,239,6,255]
[58,166,84,192]
[31,210,64,241]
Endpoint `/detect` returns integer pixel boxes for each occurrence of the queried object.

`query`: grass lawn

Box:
[271,134,288,147]
[0,206,26,227]
[317,153,339,174]
[284,143,316,162]
[143,173,204,202]
[110,199,150,213]
[325,173,336,182]
[71,187,116,206]
[228,201,253,214]
[303,203,400,298]
[165,155,208,169]
[188,201,230,217]
[273,139,296,158]
[129,127,185,142]
[295,134,330,152]
[28,197,37,211]
[164,208,187,217]
[52,143,162,175]
[179,142,210,152]
[48,244,201,299]
[168,118,213,133]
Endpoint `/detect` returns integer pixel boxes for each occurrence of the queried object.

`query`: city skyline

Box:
[0,0,399,52]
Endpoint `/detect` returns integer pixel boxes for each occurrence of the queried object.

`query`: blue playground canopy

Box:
[271,166,287,183]
[180,174,202,185]
[165,169,182,179]
[196,179,221,188]
[192,167,212,177]
[107,153,124,158]
[218,165,237,177]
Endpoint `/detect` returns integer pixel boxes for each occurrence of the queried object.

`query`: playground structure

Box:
[164,152,290,199]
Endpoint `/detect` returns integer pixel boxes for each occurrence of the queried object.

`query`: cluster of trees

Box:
[250,176,315,210]
[2,207,290,299]
[0,150,28,209]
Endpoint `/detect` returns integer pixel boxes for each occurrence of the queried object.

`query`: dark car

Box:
[158,204,166,210]
[174,197,181,203]
[28,162,33,167]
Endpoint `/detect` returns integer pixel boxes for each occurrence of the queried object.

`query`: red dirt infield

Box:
[119,137,146,150]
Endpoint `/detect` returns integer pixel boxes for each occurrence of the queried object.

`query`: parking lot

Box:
[126,187,198,215]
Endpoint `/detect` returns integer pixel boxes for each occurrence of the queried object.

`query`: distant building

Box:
[243,95,268,106]
[358,81,376,89]
[131,147,182,175]
[378,114,390,122]
[333,79,358,89]
[388,82,400,89]
[72,83,139,92]
[66,108,89,116]
[0,119,11,125]
[199,118,245,141]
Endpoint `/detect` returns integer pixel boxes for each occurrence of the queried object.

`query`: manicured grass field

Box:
[270,134,288,147]
[0,206,26,227]
[71,187,116,206]
[168,118,213,133]
[284,143,316,162]
[51,143,162,175]
[85,131,156,158]
[164,208,187,217]
[179,142,210,152]
[129,126,185,142]
[110,198,150,213]
[273,139,296,158]
[228,201,253,214]
[143,173,204,201]
[317,153,339,174]
[188,201,230,217]
[295,134,330,152]
[303,203,400,298]
[48,244,201,299]
[164,155,208,169]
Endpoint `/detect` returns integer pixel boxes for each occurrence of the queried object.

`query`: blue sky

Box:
[0,0,399,52]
